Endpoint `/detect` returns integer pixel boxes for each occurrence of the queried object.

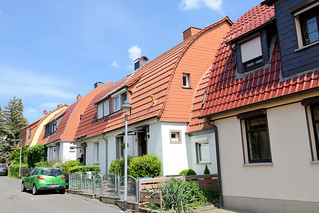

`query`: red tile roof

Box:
[200,4,319,118]
[75,17,232,140]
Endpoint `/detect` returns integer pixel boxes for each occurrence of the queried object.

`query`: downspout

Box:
[102,133,109,173]
[205,116,224,208]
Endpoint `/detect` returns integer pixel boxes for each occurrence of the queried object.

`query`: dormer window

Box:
[240,36,264,71]
[97,104,103,119]
[97,100,110,119]
[182,73,191,88]
[293,2,319,49]
[113,91,128,112]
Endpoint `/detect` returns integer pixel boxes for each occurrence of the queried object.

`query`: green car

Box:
[21,167,66,195]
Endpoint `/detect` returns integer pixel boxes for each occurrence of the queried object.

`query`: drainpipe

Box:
[205,116,224,208]
[102,133,109,174]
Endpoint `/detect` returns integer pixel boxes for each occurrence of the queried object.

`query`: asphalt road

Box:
[0,176,123,213]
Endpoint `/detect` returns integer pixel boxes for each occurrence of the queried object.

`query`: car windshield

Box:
[40,169,62,176]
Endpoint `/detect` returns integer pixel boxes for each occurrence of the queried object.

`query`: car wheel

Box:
[59,189,65,194]
[32,185,38,195]
[21,182,26,192]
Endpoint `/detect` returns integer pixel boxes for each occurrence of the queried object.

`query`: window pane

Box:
[98,104,103,119]
[121,93,127,104]
[305,17,319,44]
[104,101,109,116]
[312,105,319,120]
[114,97,120,111]
[199,143,210,162]
[240,36,262,63]
[260,131,270,160]
[248,132,261,161]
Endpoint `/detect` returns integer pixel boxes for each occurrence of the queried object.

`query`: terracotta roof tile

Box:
[200,4,319,119]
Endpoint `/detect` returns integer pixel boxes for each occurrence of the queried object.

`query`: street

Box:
[0,176,122,213]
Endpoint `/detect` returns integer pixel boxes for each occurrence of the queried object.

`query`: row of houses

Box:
[20,0,319,212]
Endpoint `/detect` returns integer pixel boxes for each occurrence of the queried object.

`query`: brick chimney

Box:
[94,81,104,89]
[57,104,63,108]
[183,27,201,40]
[76,94,82,101]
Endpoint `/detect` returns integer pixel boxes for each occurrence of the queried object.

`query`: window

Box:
[104,101,110,116]
[44,117,62,138]
[294,2,319,48]
[196,142,210,163]
[94,143,99,162]
[97,104,103,119]
[238,110,271,164]
[113,92,128,112]
[240,36,264,70]
[310,104,319,160]
[28,129,32,139]
[116,136,124,159]
[182,73,190,88]
[170,130,182,144]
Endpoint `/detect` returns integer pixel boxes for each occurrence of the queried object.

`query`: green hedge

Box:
[26,144,46,167]
[69,165,100,173]
[9,164,28,178]
[179,169,197,176]
[128,154,162,178]
[63,160,80,172]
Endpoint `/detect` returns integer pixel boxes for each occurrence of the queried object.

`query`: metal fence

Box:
[69,172,138,202]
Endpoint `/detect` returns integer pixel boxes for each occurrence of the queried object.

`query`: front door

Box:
[137,130,147,156]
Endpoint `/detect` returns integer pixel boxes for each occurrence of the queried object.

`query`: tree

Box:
[0,96,28,163]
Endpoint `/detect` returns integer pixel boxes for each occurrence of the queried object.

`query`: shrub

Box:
[203,165,210,175]
[160,178,207,211]
[179,169,196,176]
[202,188,219,206]
[63,160,80,172]
[35,161,54,167]
[26,144,46,167]
[109,157,125,176]
[9,163,28,178]
[10,145,27,164]
[128,154,161,178]
[69,165,100,173]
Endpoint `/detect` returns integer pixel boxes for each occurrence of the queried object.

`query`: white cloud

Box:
[128,45,142,61]
[179,0,223,13]
[111,60,120,68]
[40,102,61,109]
[25,108,38,114]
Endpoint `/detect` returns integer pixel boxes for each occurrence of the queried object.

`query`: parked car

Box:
[21,167,66,195]
[0,164,8,176]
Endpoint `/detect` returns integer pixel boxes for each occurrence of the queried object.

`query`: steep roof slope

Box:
[200,4,319,118]
[46,82,113,144]
[24,120,40,146]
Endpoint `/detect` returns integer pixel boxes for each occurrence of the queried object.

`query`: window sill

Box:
[196,162,211,165]
[243,162,273,167]
[311,161,319,164]
[295,41,319,52]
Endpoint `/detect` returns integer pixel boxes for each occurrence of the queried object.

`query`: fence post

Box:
[117,174,121,197]
[93,175,96,195]
[80,173,83,192]
[136,178,139,203]
[100,173,104,196]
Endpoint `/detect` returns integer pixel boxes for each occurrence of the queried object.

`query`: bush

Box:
[203,165,210,175]
[109,157,125,176]
[9,163,28,178]
[63,160,80,172]
[179,169,196,176]
[69,165,100,173]
[26,144,46,167]
[160,178,207,211]
[128,154,161,178]
[10,145,27,164]
[35,161,54,167]
[202,188,219,206]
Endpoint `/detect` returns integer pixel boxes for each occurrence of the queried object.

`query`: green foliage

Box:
[0,96,28,163]
[203,165,210,175]
[9,163,28,178]
[202,188,220,206]
[35,161,54,167]
[109,157,125,176]
[63,160,80,172]
[10,145,27,164]
[160,178,207,211]
[179,169,197,176]
[69,165,100,173]
[26,144,46,167]
[128,154,161,178]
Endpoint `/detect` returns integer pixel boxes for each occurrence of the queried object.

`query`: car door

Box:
[24,169,34,189]
[30,169,39,188]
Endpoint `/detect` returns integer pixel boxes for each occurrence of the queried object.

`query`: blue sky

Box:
[0,0,261,123]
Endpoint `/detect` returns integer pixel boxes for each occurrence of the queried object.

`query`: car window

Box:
[0,165,5,168]
[30,169,36,175]
[41,169,62,176]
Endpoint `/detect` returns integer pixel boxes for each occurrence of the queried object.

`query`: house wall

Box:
[60,141,76,162]
[215,102,319,213]
[161,122,188,176]
[186,132,217,175]
[275,0,319,77]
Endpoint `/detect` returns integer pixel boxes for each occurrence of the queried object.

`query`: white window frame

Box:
[104,101,110,116]
[294,1,319,50]
[305,104,319,162]
[169,130,182,144]
[195,140,211,164]
[182,73,191,88]
[94,143,99,163]
[97,103,103,119]
[239,35,264,71]
[113,92,128,112]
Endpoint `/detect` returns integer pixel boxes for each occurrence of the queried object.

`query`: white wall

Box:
[187,133,217,175]
[216,102,319,203]
[160,122,188,176]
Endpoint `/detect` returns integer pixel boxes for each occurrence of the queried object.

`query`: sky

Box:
[0,0,262,124]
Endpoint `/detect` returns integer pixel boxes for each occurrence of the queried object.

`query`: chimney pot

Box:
[183,27,201,40]
[76,94,82,101]
[94,81,104,89]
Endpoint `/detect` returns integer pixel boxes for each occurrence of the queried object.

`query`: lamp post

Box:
[18,139,23,179]
[122,100,132,211]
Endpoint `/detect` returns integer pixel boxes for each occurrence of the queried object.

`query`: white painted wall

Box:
[216,102,319,203]
[187,133,217,175]
[160,122,188,176]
